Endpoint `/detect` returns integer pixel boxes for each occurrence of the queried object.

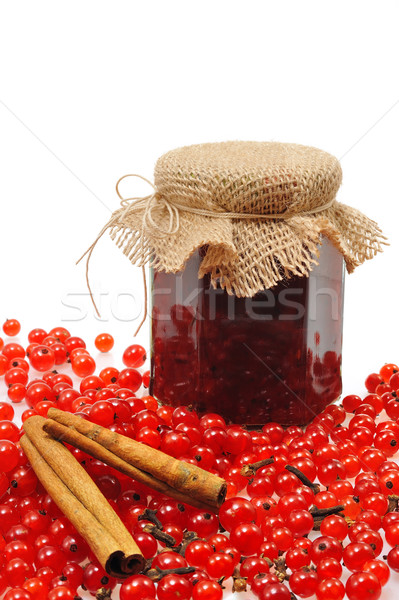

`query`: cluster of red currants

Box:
[0,322,147,412]
[0,320,399,600]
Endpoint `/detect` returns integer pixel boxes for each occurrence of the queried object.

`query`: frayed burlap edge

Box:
[107,200,387,298]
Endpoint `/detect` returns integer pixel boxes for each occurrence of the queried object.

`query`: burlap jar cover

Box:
[86,141,386,301]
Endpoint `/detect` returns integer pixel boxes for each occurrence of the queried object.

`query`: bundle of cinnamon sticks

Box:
[21,409,227,577]
[44,408,227,510]
[21,416,144,578]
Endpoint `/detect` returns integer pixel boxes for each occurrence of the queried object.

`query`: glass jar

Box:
[95,142,383,425]
[150,236,344,426]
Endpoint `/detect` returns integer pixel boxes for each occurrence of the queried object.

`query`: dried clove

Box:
[138,508,163,529]
[143,523,176,546]
[241,457,275,477]
[284,465,320,494]
[146,566,196,582]
[95,589,112,600]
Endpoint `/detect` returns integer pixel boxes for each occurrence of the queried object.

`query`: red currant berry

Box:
[316,578,345,600]
[230,522,263,555]
[29,346,55,371]
[285,547,311,571]
[22,577,48,600]
[342,394,362,412]
[363,559,390,586]
[0,440,19,472]
[3,319,21,336]
[9,465,38,497]
[82,562,116,594]
[4,589,33,600]
[120,574,156,600]
[316,557,342,580]
[289,570,319,598]
[260,583,291,600]
[310,536,343,564]
[205,552,235,578]
[4,557,34,586]
[240,556,270,582]
[319,515,348,541]
[35,545,67,572]
[342,541,375,572]
[72,354,96,377]
[95,333,114,352]
[123,344,147,368]
[186,540,213,569]
[192,580,222,600]
[346,572,381,600]
[219,497,256,532]
[157,574,192,600]
[285,509,314,538]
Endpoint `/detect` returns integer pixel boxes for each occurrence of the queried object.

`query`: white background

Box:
[0,1,399,598]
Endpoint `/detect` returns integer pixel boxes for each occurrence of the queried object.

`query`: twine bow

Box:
[116,174,181,238]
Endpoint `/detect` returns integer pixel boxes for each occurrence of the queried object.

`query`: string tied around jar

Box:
[77,173,341,336]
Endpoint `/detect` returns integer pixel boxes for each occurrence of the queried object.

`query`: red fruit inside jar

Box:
[150,239,344,426]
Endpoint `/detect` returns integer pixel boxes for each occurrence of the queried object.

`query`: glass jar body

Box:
[150,238,344,426]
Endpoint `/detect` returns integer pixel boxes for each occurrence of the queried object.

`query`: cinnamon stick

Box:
[44,408,227,510]
[22,416,144,578]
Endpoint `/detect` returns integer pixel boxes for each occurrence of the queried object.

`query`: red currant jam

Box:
[150,237,344,426]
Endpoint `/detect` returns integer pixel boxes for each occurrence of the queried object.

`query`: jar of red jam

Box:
[101,141,385,425]
[150,236,344,426]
